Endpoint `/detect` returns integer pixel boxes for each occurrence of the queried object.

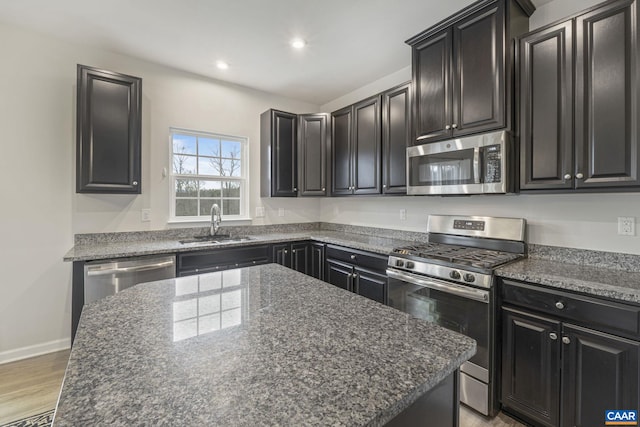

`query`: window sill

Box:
[168,216,253,224]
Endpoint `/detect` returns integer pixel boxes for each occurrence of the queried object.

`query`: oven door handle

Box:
[386,269,489,304]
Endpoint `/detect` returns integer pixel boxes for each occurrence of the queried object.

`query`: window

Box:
[170,128,248,220]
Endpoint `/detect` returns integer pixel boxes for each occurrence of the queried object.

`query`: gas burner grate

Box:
[392,244,521,269]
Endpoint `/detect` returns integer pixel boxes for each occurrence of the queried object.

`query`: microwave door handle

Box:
[473,147,481,184]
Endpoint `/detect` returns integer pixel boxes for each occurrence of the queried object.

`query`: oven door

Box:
[386,268,490,376]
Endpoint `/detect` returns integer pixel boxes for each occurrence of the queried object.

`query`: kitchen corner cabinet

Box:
[271,241,310,275]
[324,245,388,304]
[76,65,142,194]
[520,0,640,191]
[407,0,530,145]
[298,113,329,196]
[500,279,640,427]
[382,82,411,194]
[261,109,298,197]
[331,95,382,196]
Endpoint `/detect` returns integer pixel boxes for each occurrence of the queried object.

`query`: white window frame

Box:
[169,127,250,223]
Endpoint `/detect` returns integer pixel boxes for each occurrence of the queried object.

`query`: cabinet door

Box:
[310,243,325,280]
[298,114,328,196]
[519,21,574,190]
[354,267,387,304]
[271,243,291,267]
[274,110,298,196]
[325,259,353,291]
[382,83,410,194]
[575,0,640,188]
[452,2,505,137]
[76,65,142,194]
[561,324,640,427]
[290,242,310,275]
[331,106,353,195]
[353,95,382,195]
[411,29,452,144]
[501,307,561,427]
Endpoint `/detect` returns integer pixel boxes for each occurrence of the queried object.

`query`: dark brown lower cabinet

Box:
[324,245,388,304]
[501,304,640,427]
[271,241,310,275]
[310,242,325,280]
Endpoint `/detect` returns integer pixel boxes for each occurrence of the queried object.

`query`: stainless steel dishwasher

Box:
[83,255,176,304]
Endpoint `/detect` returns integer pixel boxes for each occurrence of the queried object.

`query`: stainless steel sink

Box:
[179,235,254,245]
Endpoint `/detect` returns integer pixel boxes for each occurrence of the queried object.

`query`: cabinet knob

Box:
[549,332,558,340]
[562,336,571,345]
[445,125,451,130]
[322,187,326,191]
[293,188,298,192]
[563,174,571,180]
[284,250,288,254]
[576,173,584,179]
[132,181,138,186]
[292,249,296,253]
[350,254,356,260]
[382,184,387,188]
[555,301,565,310]
[451,124,458,129]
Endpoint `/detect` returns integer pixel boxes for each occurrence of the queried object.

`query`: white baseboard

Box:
[0,338,71,365]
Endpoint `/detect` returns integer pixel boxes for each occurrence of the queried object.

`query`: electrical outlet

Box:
[255,206,265,218]
[141,209,151,222]
[278,208,285,217]
[399,209,407,220]
[618,217,635,236]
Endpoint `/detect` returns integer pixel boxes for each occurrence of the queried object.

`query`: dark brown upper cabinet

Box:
[331,95,382,196]
[298,113,329,196]
[520,0,640,191]
[76,65,142,194]
[407,0,531,145]
[382,82,411,194]
[260,109,298,197]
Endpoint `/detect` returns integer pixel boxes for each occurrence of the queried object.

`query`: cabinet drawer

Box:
[501,280,640,339]
[178,245,270,275]
[325,244,388,272]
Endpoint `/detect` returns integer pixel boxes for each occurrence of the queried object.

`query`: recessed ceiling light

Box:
[291,38,306,49]
[216,61,229,70]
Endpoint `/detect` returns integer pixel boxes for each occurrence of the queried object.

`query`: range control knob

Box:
[395,259,405,267]
[449,270,461,280]
[463,273,476,283]
[405,261,415,269]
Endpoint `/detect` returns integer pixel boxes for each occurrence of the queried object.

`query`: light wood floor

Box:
[0,349,70,425]
[0,349,525,426]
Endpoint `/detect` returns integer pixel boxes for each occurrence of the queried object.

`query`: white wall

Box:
[318,0,640,255]
[0,21,320,361]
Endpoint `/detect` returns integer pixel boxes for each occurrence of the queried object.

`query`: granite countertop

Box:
[496,258,640,304]
[53,264,476,426]
[63,230,415,262]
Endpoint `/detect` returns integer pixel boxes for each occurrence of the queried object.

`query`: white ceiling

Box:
[0,0,550,105]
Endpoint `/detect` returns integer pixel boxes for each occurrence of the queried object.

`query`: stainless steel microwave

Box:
[406,130,512,195]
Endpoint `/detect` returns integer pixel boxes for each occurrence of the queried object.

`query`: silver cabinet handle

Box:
[284,250,288,254]
[563,174,571,180]
[562,336,571,345]
[382,184,386,188]
[292,249,296,253]
[322,187,326,191]
[549,332,558,340]
[576,173,584,179]
[293,187,298,192]
[132,181,138,186]
[445,125,451,130]
[350,254,356,260]
[555,301,565,310]
[452,124,458,129]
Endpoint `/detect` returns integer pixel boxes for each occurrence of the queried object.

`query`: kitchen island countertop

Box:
[53,263,475,426]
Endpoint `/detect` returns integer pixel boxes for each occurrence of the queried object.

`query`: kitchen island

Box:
[53,264,475,426]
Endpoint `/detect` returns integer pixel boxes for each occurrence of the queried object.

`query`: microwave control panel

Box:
[483,144,502,183]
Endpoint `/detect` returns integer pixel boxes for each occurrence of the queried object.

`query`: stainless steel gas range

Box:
[386,215,526,417]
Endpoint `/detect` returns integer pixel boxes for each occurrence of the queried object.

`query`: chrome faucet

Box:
[210,203,221,236]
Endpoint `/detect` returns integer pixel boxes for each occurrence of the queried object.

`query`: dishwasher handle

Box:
[86,260,175,276]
